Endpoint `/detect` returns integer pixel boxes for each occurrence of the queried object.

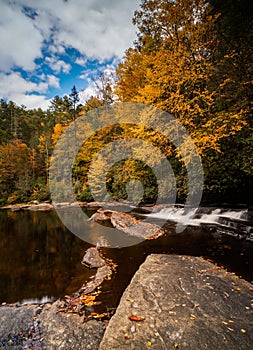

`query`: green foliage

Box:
[77,186,94,202]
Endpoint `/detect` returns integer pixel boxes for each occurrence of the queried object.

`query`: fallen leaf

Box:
[124,333,131,340]
[128,315,145,322]
[90,312,108,319]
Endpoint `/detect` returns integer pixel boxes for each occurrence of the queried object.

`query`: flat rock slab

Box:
[0,301,105,350]
[40,300,105,350]
[99,254,253,350]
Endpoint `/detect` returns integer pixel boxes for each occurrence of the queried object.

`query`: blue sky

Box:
[0,0,140,109]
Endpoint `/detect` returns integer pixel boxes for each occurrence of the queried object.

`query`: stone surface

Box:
[99,254,253,350]
[0,301,105,350]
[110,211,164,240]
[40,300,105,350]
[0,304,39,349]
[81,247,106,268]
[90,208,165,240]
[61,246,113,313]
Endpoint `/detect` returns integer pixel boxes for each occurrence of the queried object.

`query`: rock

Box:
[99,254,253,350]
[52,202,71,208]
[96,236,110,248]
[28,200,39,205]
[89,211,111,222]
[27,203,53,211]
[40,300,105,350]
[110,211,164,240]
[80,264,112,295]
[90,208,165,240]
[81,247,106,268]
[11,206,22,211]
[63,247,114,312]
[0,301,105,350]
[0,304,39,349]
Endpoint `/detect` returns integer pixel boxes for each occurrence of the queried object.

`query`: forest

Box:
[0,0,252,206]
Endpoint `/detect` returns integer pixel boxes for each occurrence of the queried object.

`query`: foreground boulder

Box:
[0,302,105,350]
[99,254,253,350]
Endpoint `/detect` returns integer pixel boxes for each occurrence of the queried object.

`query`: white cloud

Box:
[0,1,44,72]
[79,84,98,103]
[47,75,60,88]
[1,0,139,69]
[45,56,71,74]
[75,57,87,66]
[12,94,51,110]
[51,0,139,60]
[0,72,59,109]
[0,0,139,107]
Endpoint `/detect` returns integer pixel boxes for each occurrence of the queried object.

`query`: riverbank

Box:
[1,254,253,349]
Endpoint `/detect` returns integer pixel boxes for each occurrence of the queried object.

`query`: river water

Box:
[0,206,253,311]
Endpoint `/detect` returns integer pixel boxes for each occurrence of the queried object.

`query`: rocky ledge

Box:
[0,301,105,350]
[1,254,253,349]
[99,254,253,350]
[90,208,165,240]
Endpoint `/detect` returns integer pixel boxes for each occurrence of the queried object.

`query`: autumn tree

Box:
[0,140,37,203]
[115,0,253,202]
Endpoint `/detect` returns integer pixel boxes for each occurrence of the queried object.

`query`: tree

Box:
[115,0,252,202]
[69,85,80,122]
[0,140,37,203]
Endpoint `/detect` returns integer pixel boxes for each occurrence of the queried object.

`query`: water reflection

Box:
[0,209,90,304]
[0,207,253,310]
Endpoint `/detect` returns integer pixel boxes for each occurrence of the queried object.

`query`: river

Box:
[0,205,253,312]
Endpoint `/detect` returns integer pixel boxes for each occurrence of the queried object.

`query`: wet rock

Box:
[89,210,111,222]
[80,264,112,295]
[81,247,107,268]
[90,208,165,240]
[96,236,110,248]
[61,247,114,314]
[99,254,253,350]
[110,211,164,240]
[27,203,53,211]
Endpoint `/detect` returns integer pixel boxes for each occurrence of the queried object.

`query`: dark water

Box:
[0,206,253,311]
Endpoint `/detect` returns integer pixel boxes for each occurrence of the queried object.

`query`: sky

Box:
[0,0,140,109]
